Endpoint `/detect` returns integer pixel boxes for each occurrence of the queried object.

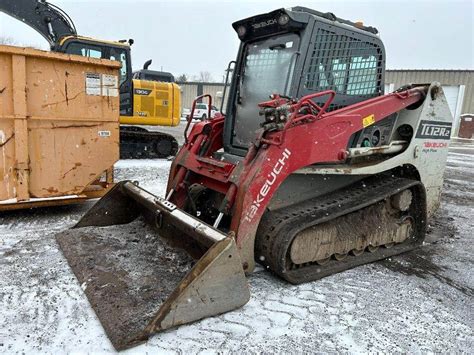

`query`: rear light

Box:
[278,14,290,25]
[237,25,246,37]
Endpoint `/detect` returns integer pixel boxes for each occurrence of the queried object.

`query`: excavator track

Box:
[255,175,427,284]
[120,126,179,159]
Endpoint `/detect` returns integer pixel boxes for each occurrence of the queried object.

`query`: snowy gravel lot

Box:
[0,138,473,353]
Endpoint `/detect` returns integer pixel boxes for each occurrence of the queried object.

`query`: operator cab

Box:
[224,7,385,156]
[58,36,134,115]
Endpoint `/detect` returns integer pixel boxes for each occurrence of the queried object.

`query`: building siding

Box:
[178,70,474,114]
[178,82,229,112]
[385,70,474,114]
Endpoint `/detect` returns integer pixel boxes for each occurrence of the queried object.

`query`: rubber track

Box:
[255,176,426,284]
[120,128,179,159]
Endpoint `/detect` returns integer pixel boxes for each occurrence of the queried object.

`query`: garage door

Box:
[384,83,395,94]
[442,85,466,135]
[443,86,461,117]
[385,83,464,136]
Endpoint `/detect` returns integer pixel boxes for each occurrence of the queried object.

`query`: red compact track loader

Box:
[56,7,453,350]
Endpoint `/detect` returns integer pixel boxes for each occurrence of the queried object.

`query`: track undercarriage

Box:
[255,175,426,284]
[120,126,179,159]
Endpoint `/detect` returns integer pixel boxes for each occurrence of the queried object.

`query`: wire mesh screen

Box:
[305,28,382,96]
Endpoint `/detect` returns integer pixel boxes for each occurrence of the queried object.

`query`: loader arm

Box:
[0,0,76,49]
[166,83,452,273]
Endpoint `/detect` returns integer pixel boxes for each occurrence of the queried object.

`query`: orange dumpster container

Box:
[0,45,120,211]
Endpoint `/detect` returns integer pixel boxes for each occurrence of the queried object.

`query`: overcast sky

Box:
[0,0,472,81]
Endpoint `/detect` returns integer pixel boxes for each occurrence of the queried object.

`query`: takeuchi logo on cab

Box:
[252,19,277,29]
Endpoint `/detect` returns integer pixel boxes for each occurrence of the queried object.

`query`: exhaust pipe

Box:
[143,59,152,70]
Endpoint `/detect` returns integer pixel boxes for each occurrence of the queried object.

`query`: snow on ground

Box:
[0,140,473,353]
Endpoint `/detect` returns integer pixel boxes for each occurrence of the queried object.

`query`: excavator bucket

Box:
[55,181,250,350]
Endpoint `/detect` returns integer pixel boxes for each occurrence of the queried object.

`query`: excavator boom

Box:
[0,0,76,48]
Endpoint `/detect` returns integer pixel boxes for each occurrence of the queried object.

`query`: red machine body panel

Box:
[167,88,425,270]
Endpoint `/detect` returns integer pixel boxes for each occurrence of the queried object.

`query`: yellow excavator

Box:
[0,0,180,158]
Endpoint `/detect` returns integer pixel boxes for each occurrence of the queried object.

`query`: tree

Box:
[176,73,188,83]
[198,71,213,83]
[0,36,17,45]
[0,36,42,49]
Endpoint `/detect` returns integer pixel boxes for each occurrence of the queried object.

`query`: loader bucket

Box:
[55,181,250,350]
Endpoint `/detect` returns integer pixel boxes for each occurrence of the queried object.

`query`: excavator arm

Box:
[0,0,76,49]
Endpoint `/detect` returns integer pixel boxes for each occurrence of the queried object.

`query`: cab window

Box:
[109,48,128,85]
[65,42,129,86]
[66,43,102,58]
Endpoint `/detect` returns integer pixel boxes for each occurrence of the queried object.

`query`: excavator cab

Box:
[57,36,134,115]
[57,36,181,141]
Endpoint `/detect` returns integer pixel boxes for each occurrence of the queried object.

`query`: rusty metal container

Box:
[0,45,121,211]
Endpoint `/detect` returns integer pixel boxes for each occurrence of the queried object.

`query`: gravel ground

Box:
[0,139,473,354]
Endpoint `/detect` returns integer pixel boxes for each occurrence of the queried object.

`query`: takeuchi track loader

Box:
[56,7,453,350]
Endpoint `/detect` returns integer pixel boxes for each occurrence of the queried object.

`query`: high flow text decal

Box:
[244,148,291,223]
[416,120,452,140]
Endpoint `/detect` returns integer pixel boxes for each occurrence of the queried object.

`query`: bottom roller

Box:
[55,181,250,350]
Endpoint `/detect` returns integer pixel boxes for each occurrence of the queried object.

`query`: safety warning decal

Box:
[85,73,101,96]
[362,114,375,128]
[101,74,118,97]
[85,73,119,97]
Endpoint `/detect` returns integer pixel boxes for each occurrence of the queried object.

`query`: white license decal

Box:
[98,130,111,137]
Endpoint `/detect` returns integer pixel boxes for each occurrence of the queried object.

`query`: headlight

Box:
[237,25,246,37]
[278,14,290,25]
